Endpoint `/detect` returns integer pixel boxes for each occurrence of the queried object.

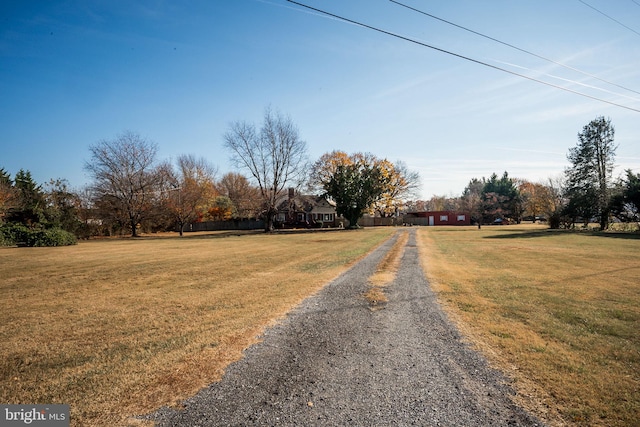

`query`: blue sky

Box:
[1,0,639,198]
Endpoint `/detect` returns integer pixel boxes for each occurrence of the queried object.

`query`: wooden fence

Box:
[185,220,265,232]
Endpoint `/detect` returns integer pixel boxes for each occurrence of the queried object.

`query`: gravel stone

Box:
[146,228,544,426]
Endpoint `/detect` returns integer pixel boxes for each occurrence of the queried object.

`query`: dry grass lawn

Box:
[418,224,640,427]
[0,228,395,426]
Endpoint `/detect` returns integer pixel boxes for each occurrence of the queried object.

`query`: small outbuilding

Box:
[404,211,471,226]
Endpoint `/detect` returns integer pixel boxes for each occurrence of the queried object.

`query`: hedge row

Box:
[0,224,77,247]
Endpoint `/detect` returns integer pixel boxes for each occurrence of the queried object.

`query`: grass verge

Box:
[417,224,640,426]
[0,228,395,426]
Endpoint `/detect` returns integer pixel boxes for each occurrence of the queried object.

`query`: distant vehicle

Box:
[492,218,510,225]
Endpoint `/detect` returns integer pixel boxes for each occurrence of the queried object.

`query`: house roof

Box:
[275,192,335,213]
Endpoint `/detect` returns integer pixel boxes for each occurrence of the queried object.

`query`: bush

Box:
[0,223,30,246]
[0,224,77,247]
[28,228,78,246]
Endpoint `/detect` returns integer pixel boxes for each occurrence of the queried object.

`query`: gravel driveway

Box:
[147,228,544,426]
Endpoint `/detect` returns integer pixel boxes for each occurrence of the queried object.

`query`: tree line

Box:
[0,108,419,241]
[411,116,639,230]
[1,112,638,245]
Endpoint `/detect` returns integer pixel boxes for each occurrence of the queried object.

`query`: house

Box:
[274,188,340,228]
[404,210,471,226]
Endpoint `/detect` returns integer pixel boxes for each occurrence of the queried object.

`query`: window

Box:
[277,213,285,222]
[457,215,466,221]
[325,214,334,221]
[440,215,449,222]
[297,213,305,221]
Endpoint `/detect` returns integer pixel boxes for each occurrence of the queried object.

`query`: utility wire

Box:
[493,59,640,103]
[390,0,640,96]
[285,0,640,114]
[578,0,640,37]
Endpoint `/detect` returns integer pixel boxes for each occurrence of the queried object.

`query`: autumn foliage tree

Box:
[311,151,393,228]
[207,196,234,221]
[371,160,421,217]
[518,180,555,222]
[217,172,261,219]
[164,155,217,236]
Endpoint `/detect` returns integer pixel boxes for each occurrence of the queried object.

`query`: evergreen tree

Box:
[610,170,640,222]
[0,168,15,223]
[312,152,390,228]
[565,116,616,229]
[7,169,47,227]
[482,172,521,223]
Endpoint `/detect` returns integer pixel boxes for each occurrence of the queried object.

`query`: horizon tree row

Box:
[3,114,638,240]
[79,107,421,235]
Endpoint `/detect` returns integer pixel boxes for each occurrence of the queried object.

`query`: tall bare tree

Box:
[85,131,165,237]
[223,108,308,231]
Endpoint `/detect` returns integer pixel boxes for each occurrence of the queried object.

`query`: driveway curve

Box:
[148,228,544,426]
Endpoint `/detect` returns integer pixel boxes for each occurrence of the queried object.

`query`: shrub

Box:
[28,228,78,246]
[0,223,31,246]
[0,224,77,247]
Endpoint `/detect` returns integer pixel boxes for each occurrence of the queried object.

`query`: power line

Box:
[578,0,640,37]
[493,59,640,103]
[390,0,640,96]
[285,0,640,114]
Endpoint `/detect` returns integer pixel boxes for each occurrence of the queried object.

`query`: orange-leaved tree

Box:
[311,151,417,228]
[164,154,217,236]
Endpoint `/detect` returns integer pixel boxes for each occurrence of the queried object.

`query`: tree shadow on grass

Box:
[484,229,640,240]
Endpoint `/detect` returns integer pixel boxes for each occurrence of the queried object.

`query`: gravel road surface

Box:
[148,228,544,426]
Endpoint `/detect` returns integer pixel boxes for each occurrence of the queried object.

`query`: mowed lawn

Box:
[418,225,640,427]
[0,228,395,426]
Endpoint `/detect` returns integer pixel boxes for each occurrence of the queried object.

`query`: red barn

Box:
[404,211,471,226]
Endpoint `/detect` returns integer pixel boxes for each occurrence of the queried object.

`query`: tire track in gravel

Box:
[146,228,544,426]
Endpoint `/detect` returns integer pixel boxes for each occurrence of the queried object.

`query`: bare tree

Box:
[461,178,485,228]
[223,108,308,231]
[85,131,165,237]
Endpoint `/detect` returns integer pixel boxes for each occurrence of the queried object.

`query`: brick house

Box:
[274,189,340,228]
